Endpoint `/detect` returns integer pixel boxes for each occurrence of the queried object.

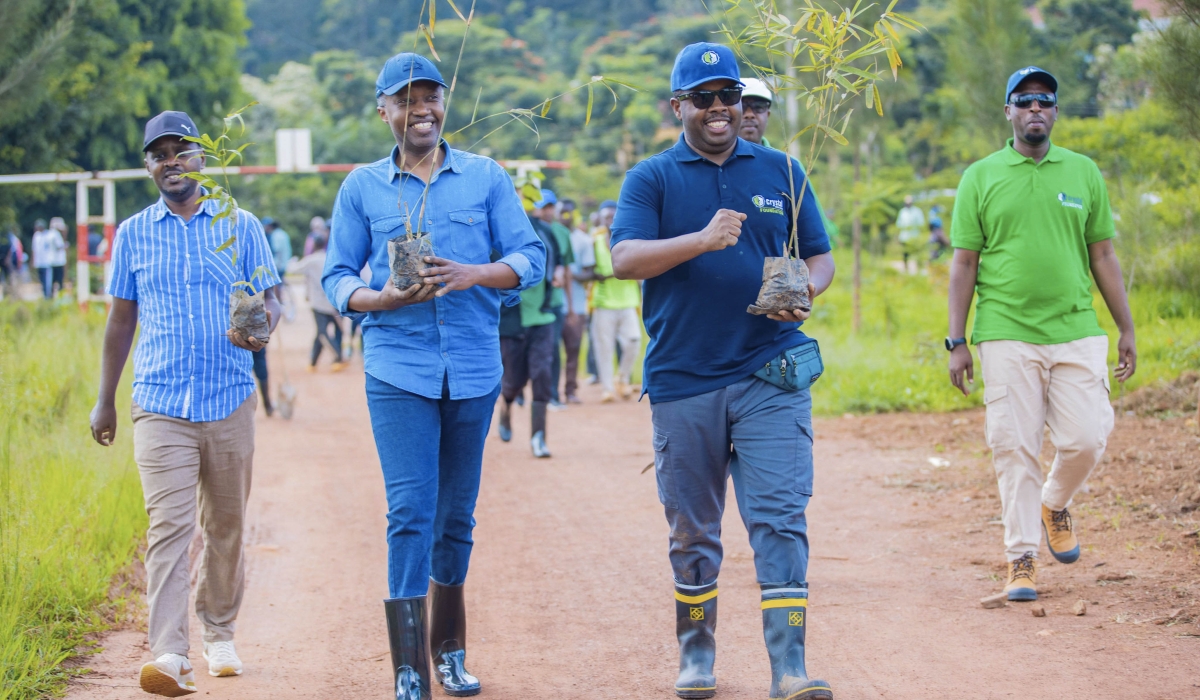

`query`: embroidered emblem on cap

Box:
[701,50,720,65]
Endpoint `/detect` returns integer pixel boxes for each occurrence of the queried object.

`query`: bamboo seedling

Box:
[715,0,920,315]
[382,0,635,291]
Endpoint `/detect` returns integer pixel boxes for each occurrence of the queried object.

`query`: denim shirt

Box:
[323,143,546,400]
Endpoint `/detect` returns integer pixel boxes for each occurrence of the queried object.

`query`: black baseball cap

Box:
[143,111,199,151]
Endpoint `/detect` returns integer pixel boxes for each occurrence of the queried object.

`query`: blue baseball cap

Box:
[533,189,557,208]
[376,53,448,97]
[143,110,199,150]
[671,42,743,92]
[1005,66,1057,103]
[598,200,617,211]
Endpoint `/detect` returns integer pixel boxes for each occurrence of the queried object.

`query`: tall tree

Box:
[1145,0,1200,139]
[0,0,249,226]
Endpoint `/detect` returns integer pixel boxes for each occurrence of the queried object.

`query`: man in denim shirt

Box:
[322,53,545,700]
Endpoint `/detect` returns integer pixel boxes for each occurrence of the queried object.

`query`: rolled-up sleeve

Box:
[487,165,545,306]
[323,172,371,314]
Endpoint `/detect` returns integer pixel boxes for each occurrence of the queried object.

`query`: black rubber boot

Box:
[674,581,718,698]
[530,400,550,458]
[761,585,832,700]
[428,581,481,697]
[384,596,432,700]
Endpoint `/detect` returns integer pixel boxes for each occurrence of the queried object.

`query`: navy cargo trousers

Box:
[650,376,813,589]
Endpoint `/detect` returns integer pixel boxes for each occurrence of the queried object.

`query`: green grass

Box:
[807,250,1200,415]
[0,304,145,700]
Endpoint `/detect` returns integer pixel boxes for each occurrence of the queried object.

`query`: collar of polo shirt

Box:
[672,133,758,163]
[1001,138,1064,165]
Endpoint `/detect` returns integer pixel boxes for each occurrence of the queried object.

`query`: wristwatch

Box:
[944,337,967,351]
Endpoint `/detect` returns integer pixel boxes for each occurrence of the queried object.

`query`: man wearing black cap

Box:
[89,110,282,695]
[947,67,1136,603]
[322,53,545,700]
[611,42,835,700]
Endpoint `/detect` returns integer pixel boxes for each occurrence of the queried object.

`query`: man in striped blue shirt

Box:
[89,110,281,697]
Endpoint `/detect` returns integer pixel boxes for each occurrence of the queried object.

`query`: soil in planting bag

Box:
[747,256,811,315]
[230,288,270,342]
[388,234,434,290]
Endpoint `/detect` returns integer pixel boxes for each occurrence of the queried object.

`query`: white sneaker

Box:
[202,640,243,677]
[139,653,197,696]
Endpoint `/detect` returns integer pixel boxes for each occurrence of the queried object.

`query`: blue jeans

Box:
[366,374,501,598]
[549,306,565,402]
[650,376,813,589]
[38,267,54,299]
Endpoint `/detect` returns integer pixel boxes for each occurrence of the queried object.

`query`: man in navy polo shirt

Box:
[611,43,835,700]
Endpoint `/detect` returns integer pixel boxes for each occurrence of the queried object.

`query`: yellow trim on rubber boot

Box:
[761,598,809,610]
[771,682,834,700]
[675,589,718,604]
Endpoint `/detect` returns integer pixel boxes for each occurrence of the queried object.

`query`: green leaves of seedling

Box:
[182,103,262,285]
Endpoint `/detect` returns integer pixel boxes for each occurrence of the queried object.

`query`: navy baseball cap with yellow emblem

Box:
[142,111,198,151]
[376,52,448,97]
[671,42,743,92]
[1005,66,1058,103]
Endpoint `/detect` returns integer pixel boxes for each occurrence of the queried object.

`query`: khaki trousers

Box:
[978,337,1113,561]
[591,307,641,393]
[132,394,256,657]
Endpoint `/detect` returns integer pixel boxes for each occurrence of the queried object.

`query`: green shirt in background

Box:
[547,221,574,310]
[951,139,1115,346]
[592,228,641,310]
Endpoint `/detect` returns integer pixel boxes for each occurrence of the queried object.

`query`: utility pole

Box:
[852,141,862,333]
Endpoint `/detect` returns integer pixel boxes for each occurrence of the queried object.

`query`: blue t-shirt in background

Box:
[610,136,830,403]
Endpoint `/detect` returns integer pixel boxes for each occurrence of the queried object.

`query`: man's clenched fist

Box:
[697,208,746,252]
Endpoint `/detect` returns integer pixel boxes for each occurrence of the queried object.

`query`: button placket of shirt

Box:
[186,217,198,383]
[717,166,731,205]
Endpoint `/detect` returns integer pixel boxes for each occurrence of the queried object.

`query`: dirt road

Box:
[69,307,1199,699]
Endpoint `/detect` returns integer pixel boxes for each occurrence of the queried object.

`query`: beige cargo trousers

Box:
[978,336,1114,561]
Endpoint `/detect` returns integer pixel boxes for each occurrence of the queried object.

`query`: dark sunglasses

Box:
[1008,93,1056,109]
[678,87,744,110]
[741,98,771,114]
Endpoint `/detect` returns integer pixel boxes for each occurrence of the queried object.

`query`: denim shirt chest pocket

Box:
[371,214,410,247]
[447,209,490,263]
[369,213,437,333]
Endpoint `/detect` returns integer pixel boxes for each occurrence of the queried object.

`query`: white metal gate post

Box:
[75,180,88,307]
[75,178,116,309]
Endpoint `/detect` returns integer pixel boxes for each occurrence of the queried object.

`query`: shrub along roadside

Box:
[0,304,145,700]
[807,250,1200,415]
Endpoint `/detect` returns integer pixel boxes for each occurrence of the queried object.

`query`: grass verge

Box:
[807,250,1200,415]
[0,303,145,700]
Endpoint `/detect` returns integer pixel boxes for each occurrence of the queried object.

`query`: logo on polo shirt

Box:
[752,194,785,215]
[1058,192,1084,210]
[701,50,720,65]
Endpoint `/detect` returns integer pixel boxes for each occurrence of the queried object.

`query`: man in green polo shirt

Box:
[947,66,1137,603]
[591,200,642,403]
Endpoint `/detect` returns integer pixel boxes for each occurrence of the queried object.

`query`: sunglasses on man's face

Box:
[741,98,771,115]
[678,87,744,110]
[1008,93,1056,109]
